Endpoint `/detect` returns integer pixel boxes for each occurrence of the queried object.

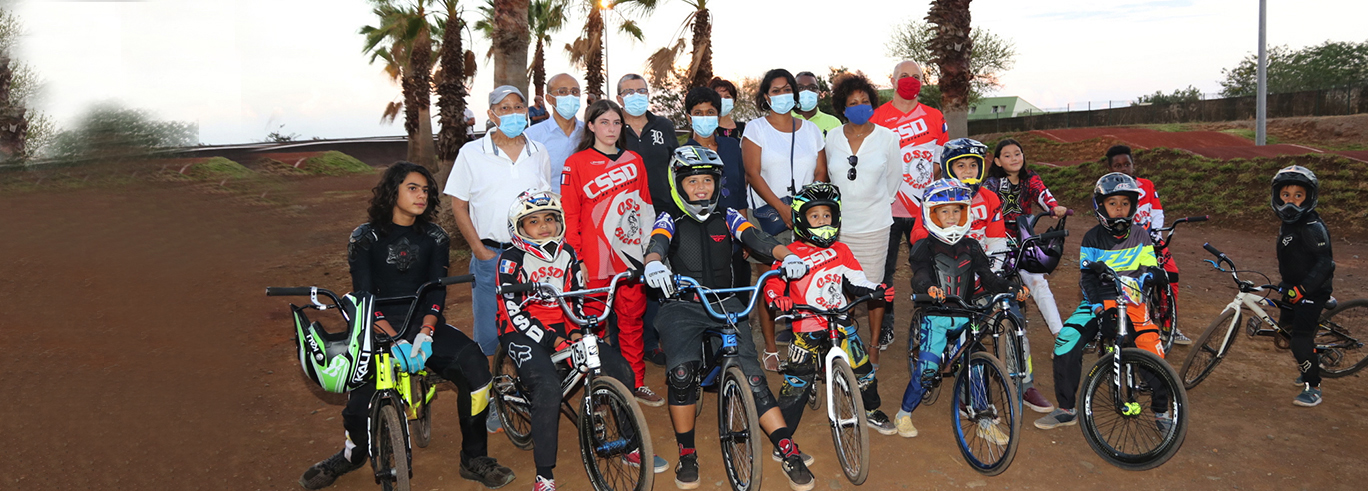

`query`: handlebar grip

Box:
[626,269,642,281]
[1085,261,1108,273]
[496,283,536,295]
[1065,209,1076,216]
[1202,242,1225,257]
[439,274,476,286]
[1187,215,1209,223]
[1037,229,1069,241]
[266,287,312,297]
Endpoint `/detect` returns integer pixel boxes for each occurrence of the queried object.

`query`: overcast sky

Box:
[16,0,1367,144]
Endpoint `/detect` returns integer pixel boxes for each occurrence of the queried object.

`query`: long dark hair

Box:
[368,161,439,234]
[577,99,630,152]
[989,138,1031,179]
[755,68,798,112]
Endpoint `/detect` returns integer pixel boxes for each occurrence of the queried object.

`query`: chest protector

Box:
[932,246,977,299]
[669,214,736,290]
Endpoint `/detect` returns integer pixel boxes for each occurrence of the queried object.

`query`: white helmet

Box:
[922,179,974,245]
[507,190,565,262]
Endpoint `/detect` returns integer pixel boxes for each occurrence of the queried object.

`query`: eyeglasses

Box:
[796,84,820,92]
[846,155,858,181]
[550,87,581,97]
[619,88,649,95]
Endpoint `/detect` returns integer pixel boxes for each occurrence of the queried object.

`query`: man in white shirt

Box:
[524,73,585,193]
[464,106,476,137]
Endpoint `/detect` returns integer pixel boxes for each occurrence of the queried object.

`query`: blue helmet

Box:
[939,138,989,191]
[922,178,974,245]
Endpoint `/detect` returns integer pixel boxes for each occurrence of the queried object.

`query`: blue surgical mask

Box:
[623,93,649,117]
[769,93,795,114]
[691,115,719,138]
[720,98,734,116]
[798,90,819,112]
[552,94,580,120]
[843,104,874,126]
[497,112,528,138]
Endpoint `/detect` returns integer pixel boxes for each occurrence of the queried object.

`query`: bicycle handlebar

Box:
[266,275,476,343]
[776,292,879,321]
[910,292,1015,312]
[1203,242,1225,257]
[495,270,638,327]
[440,274,476,286]
[676,269,784,321]
[266,287,313,297]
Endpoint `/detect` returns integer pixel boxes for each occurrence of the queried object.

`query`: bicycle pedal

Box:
[1246,317,1261,338]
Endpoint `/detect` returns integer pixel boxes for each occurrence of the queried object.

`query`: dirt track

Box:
[4,174,1367,490]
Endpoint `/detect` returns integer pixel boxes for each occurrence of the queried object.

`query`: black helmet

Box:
[1270,165,1319,223]
[1092,172,1141,235]
[790,182,842,248]
[668,145,725,221]
[939,138,990,191]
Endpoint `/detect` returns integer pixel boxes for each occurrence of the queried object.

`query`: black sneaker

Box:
[646,348,667,367]
[459,453,516,489]
[877,314,895,350]
[299,450,364,490]
[779,449,815,491]
[674,452,700,489]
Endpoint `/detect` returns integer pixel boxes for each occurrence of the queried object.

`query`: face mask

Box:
[897,76,922,101]
[769,93,796,114]
[843,104,874,126]
[552,94,580,120]
[691,115,719,138]
[798,90,819,112]
[623,93,649,117]
[720,98,734,116]
[497,112,528,138]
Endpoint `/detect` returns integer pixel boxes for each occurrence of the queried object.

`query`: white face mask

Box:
[720,98,734,117]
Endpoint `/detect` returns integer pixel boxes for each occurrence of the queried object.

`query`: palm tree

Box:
[435,0,478,164]
[526,0,568,98]
[564,0,660,98]
[926,0,973,138]
[360,0,439,169]
[646,0,712,90]
[489,0,531,94]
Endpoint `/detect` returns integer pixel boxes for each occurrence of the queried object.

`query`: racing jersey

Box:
[561,148,655,280]
[647,208,783,291]
[1078,224,1159,305]
[1133,177,1165,231]
[872,101,948,219]
[495,244,586,351]
[1277,210,1335,296]
[910,188,1009,269]
[348,222,449,331]
[983,171,1059,229]
[761,241,881,333]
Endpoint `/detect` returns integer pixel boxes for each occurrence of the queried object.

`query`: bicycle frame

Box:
[776,292,878,425]
[677,269,785,386]
[1082,260,1161,417]
[914,294,1015,386]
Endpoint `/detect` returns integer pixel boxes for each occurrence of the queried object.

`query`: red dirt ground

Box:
[5,175,1367,490]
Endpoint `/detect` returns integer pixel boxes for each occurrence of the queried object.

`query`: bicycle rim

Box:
[579,377,653,491]
[412,398,432,449]
[717,366,762,491]
[1180,309,1237,390]
[377,405,411,491]
[828,359,869,484]
[950,352,1020,476]
[1318,299,1368,377]
[989,313,1028,396]
[1080,349,1188,470]
[493,346,535,449]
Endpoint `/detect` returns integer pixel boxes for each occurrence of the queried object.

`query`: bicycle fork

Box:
[1112,303,1145,417]
[823,346,857,427]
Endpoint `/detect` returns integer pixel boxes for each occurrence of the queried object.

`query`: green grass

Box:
[179,157,253,180]
[300,151,374,176]
[1144,123,1195,133]
[1218,128,1281,145]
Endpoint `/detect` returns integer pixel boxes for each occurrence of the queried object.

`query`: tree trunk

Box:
[583,8,605,98]
[531,39,546,98]
[405,19,434,165]
[689,8,713,89]
[493,0,531,95]
[436,7,469,165]
[927,0,973,138]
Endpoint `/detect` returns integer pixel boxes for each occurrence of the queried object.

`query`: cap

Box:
[489,85,526,106]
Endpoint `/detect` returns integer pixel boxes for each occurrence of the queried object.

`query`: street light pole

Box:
[1256,0,1267,146]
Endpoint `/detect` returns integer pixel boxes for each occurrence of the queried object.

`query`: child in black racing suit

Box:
[1269,165,1336,407]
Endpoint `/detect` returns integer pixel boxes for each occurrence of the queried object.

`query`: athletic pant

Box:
[1281,294,1328,388]
[343,325,490,463]
[583,278,647,387]
[880,217,918,334]
[779,324,880,427]
[900,314,970,413]
[657,298,778,415]
[1051,301,1165,411]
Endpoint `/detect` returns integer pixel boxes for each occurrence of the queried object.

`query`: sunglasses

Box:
[846,155,858,181]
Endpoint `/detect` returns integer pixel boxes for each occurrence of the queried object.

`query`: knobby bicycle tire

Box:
[1080,348,1188,471]
[1319,299,1368,378]
[1180,309,1239,390]
[951,352,1021,476]
[718,366,762,491]
[377,404,411,491]
[829,358,869,484]
[579,377,654,491]
[492,345,535,449]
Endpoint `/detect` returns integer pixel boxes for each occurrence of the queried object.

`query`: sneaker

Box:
[778,442,816,491]
[1034,408,1077,430]
[460,454,516,489]
[486,405,503,434]
[646,348,666,367]
[763,351,782,372]
[1293,383,1323,407]
[298,450,364,490]
[624,451,669,474]
[1154,411,1174,433]
[674,452,700,489]
[533,476,556,491]
[770,447,815,465]
[976,419,1011,445]
[877,317,895,350]
[865,409,897,435]
[894,411,918,438]
[1022,387,1055,413]
[635,386,665,407]
[1293,375,1304,386]
[1171,329,1193,346]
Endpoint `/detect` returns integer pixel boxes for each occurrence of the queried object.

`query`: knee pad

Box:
[780,359,816,399]
[667,361,700,406]
[749,373,778,414]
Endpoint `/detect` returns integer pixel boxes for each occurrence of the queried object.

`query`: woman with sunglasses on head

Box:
[820,73,903,369]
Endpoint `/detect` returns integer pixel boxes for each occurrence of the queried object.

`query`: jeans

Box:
[470,245,503,356]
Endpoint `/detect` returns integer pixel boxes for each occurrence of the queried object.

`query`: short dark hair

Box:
[708,77,738,99]
[756,68,798,112]
[685,86,722,114]
[1105,145,1132,161]
[795,71,818,80]
[578,99,629,152]
[988,138,1029,178]
[831,73,880,119]
[368,162,439,234]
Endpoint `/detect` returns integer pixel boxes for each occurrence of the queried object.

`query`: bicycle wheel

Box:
[411,375,434,449]
[1150,285,1179,354]
[950,352,1020,476]
[1179,309,1239,390]
[579,377,654,491]
[717,366,763,491]
[988,313,1028,399]
[1318,299,1368,378]
[1080,348,1188,471]
[376,404,411,491]
[828,358,870,484]
[492,345,535,449]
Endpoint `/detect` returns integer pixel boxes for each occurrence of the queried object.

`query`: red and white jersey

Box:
[873,101,949,219]
[762,241,881,333]
[561,148,656,280]
[1133,177,1165,231]
[911,188,1009,268]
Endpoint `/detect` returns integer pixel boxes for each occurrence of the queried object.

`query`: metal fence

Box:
[970,84,1368,135]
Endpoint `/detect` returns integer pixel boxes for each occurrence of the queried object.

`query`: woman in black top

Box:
[299,162,515,490]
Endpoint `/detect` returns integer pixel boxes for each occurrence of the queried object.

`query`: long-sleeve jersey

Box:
[1079,224,1160,305]
[349,222,449,331]
[1277,210,1335,296]
[983,171,1059,229]
[910,187,1009,269]
[561,148,655,280]
[762,241,882,333]
[495,245,586,351]
[647,208,782,290]
[873,101,948,219]
[1133,177,1165,231]
[909,237,1015,300]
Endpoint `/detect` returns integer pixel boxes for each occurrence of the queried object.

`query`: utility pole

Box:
[1256,0,1267,145]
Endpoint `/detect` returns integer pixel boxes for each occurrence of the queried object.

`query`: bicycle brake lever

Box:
[309,287,328,310]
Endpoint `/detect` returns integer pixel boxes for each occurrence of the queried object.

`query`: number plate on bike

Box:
[1118,276,1144,304]
[722,333,738,348]
[572,339,602,370]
